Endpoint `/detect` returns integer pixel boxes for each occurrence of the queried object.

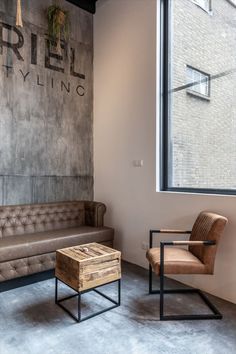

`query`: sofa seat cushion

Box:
[0,226,114,263]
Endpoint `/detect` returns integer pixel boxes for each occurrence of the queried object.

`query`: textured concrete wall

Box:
[0,0,93,205]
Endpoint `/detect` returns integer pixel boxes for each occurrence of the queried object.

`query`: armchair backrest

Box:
[189,211,228,273]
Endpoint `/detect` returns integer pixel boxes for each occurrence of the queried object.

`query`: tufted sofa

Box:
[0,201,114,282]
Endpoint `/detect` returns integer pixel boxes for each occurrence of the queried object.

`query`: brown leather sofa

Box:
[0,201,114,282]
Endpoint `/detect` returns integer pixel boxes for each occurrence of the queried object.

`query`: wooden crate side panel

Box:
[79,265,121,291]
[81,252,121,265]
[80,259,120,274]
[82,264,121,282]
[55,252,80,291]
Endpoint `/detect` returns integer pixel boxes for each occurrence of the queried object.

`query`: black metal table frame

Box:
[55,277,121,323]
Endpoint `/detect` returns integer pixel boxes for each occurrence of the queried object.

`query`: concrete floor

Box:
[0,262,236,354]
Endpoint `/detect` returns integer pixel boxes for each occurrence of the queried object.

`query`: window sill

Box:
[186,90,211,101]
[226,0,236,8]
[191,1,213,15]
[158,189,236,197]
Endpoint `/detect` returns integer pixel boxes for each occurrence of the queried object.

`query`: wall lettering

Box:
[61,81,70,93]
[31,33,37,65]
[37,75,44,86]
[76,85,85,96]
[2,64,13,77]
[0,22,24,61]
[45,39,64,73]
[19,69,30,82]
[0,21,86,97]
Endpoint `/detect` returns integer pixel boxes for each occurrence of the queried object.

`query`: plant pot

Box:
[56,9,65,26]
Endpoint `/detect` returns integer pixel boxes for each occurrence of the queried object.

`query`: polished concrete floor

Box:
[0,262,236,354]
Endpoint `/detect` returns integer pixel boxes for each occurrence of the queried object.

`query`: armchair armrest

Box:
[162,240,216,246]
[84,201,106,227]
[158,229,191,234]
[149,229,191,248]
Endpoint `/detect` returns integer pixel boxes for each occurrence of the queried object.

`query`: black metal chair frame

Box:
[149,230,223,321]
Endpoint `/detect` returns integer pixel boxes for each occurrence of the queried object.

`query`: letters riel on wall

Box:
[0,21,86,97]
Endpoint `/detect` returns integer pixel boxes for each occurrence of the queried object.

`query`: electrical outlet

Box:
[141,241,149,250]
[133,160,144,167]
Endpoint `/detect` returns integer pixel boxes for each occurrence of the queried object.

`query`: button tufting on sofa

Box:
[0,201,113,282]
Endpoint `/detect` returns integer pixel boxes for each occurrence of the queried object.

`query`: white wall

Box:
[94,0,236,304]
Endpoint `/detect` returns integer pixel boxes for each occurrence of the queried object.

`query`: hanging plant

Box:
[47,5,70,54]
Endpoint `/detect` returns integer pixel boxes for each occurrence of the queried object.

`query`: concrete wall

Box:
[0,0,93,205]
[94,0,236,304]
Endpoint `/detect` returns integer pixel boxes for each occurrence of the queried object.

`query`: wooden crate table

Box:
[55,242,121,322]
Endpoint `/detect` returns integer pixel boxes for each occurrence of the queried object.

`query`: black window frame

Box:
[160,0,236,196]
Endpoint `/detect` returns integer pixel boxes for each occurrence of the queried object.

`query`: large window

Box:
[161,0,236,194]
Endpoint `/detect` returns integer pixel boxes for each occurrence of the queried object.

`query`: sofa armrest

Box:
[84,201,106,227]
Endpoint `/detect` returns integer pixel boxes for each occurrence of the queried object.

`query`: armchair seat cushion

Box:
[146,247,207,275]
[0,226,113,263]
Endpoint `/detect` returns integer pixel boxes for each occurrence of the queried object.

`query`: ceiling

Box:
[66,0,98,14]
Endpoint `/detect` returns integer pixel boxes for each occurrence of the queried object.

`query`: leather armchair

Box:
[146,211,228,321]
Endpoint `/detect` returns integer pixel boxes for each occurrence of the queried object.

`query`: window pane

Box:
[186,67,209,96]
[165,0,236,191]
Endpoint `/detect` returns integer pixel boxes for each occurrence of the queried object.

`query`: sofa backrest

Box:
[0,201,85,238]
